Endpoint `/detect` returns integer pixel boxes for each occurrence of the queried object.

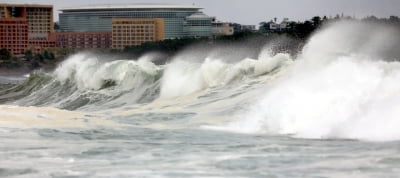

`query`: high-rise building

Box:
[112,18,164,49]
[59,4,212,39]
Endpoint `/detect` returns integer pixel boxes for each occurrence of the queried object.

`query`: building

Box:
[230,23,256,33]
[0,4,54,55]
[112,18,164,49]
[0,4,53,34]
[211,20,234,37]
[184,13,213,38]
[260,18,292,33]
[59,4,212,39]
[241,25,256,32]
[55,32,112,49]
[0,18,28,55]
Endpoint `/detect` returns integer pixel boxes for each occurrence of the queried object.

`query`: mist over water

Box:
[216,21,400,141]
[1,21,400,177]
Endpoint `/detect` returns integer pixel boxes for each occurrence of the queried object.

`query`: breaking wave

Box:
[1,21,400,141]
[210,21,400,141]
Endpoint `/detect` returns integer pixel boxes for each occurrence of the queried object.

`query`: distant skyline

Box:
[1,0,399,25]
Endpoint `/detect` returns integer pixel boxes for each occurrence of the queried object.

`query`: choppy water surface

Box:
[1,21,400,177]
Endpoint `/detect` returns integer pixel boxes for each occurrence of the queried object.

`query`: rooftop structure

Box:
[60,4,202,11]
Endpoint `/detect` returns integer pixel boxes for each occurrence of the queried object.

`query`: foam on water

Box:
[1,20,400,177]
[212,21,400,141]
[160,51,291,99]
[1,21,400,142]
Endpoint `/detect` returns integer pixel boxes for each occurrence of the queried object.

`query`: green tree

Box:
[312,16,321,27]
[0,48,11,61]
[49,52,55,60]
[54,22,60,31]
[34,53,44,62]
[24,50,33,61]
[43,50,50,59]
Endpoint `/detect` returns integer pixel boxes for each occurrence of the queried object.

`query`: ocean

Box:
[1,21,400,177]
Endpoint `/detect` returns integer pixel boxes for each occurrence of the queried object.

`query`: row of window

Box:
[113,21,156,25]
[0,45,27,48]
[58,37,109,39]
[0,21,26,24]
[28,20,51,23]
[113,29,154,32]
[0,38,27,41]
[0,30,28,33]
[113,31,154,34]
[59,42,110,44]
[113,25,154,29]
[113,37,154,41]
[29,23,50,26]
[28,28,50,31]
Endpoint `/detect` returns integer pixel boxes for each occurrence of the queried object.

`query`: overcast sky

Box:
[2,0,399,25]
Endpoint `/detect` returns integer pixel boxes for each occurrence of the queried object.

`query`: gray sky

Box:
[2,0,399,25]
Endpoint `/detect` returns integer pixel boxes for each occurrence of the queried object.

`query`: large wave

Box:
[1,20,400,142]
[0,44,290,110]
[213,21,400,141]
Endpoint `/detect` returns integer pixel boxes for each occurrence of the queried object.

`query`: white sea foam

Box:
[54,53,161,91]
[210,21,400,141]
[159,50,291,99]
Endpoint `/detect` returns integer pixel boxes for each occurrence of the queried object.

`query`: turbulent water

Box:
[1,21,400,177]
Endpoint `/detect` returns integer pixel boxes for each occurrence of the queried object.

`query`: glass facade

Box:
[59,6,212,39]
[184,13,213,38]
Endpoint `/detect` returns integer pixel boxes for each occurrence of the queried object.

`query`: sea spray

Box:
[215,21,400,141]
[159,52,291,99]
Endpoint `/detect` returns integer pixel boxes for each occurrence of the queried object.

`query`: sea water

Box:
[1,21,400,177]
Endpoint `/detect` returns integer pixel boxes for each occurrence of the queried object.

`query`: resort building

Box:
[55,32,112,49]
[0,4,54,55]
[0,4,53,35]
[211,20,234,37]
[59,4,212,39]
[184,13,213,38]
[112,18,164,49]
[0,18,28,55]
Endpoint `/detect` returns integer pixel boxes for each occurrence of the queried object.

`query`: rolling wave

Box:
[1,21,400,141]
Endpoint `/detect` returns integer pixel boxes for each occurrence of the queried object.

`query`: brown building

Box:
[0,4,53,55]
[55,32,112,49]
[212,20,234,37]
[0,18,28,55]
[0,4,53,34]
[112,18,164,49]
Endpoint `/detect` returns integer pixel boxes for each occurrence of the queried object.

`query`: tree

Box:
[0,48,11,61]
[312,16,321,27]
[24,50,33,61]
[54,22,60,31]
[34,53,44,62]
[43,50,50,59]
[389,16,400,23]
[49,52,55,60]
[258,21,270,33]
